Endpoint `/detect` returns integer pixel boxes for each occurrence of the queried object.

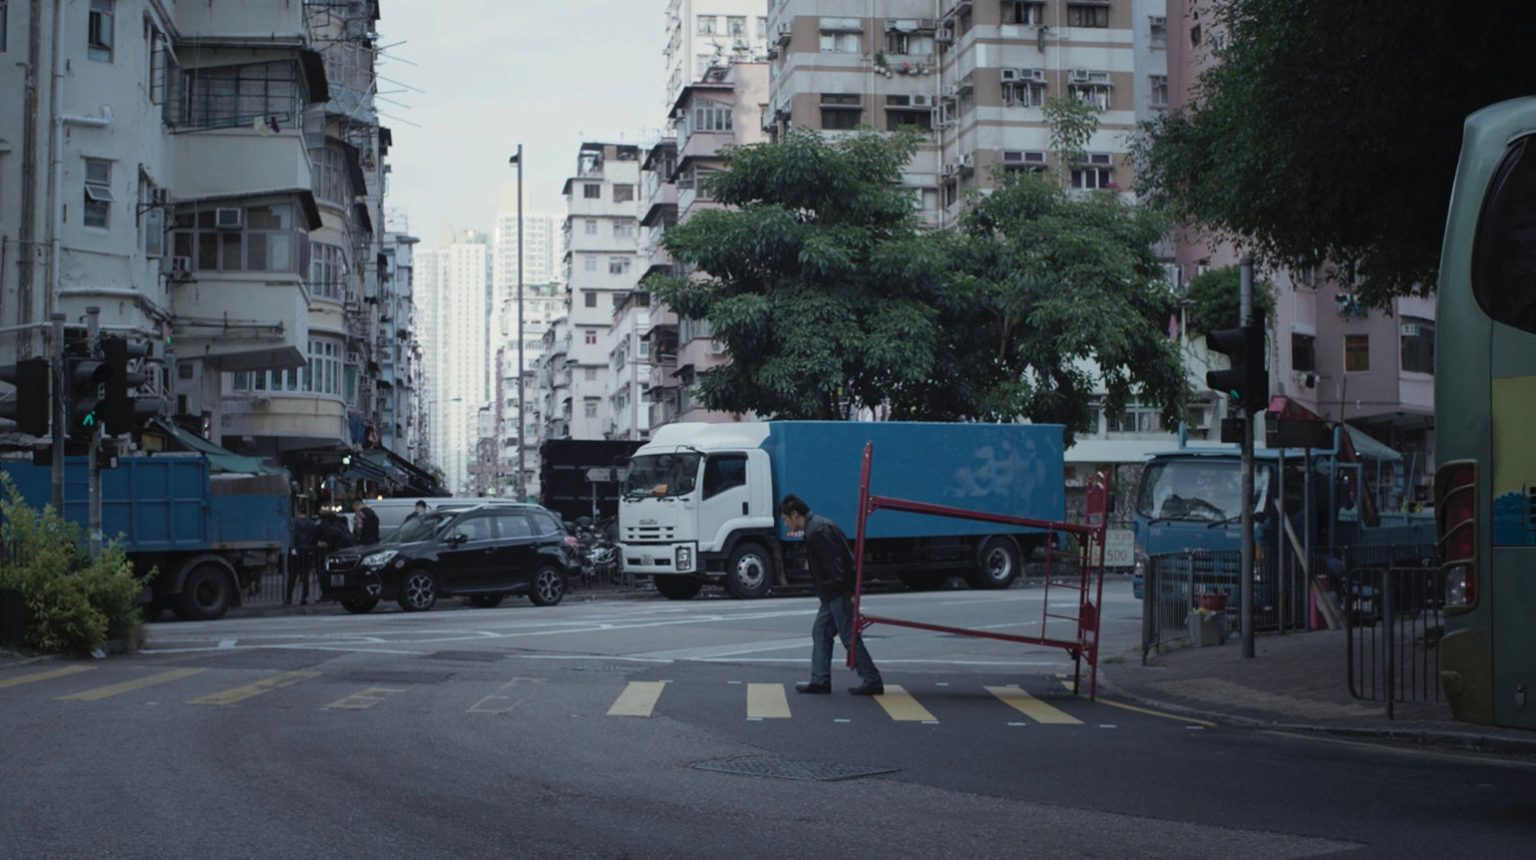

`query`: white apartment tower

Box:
[664,0,774,110]
[415,230,492,493]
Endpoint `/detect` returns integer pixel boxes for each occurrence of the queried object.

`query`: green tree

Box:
[1182,265,1275,338]
[1044,95,1100,186]
[1133,0,1536,307]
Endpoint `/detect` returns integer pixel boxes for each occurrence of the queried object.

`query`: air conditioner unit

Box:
[215,207,244,229]
[776,23,792,44]
[941,84,958,98]
[1191,409,1213,431]
[957,73,974,92]
[1027,68,1047,83]
[1400,323,1422,337]
[1070,68,1093,83]
[164,255,193,278]
[911,94,935,107]
[959,153,974,170]
[941,162,959,178]
[935,28,955,45]
[916,18,937,31]
[1001,68,1021,83]
[148,187,170,206]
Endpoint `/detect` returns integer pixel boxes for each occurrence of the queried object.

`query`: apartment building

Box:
[492,280,563,498]
[664,0,774,111]
[639,140,682,429]
[415,230,492,494]
[379,232,421,459]
[557,142,643,442]
[606,290,652,441]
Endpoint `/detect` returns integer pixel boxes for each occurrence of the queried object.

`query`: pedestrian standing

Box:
[286,511,318,606]
[779,494,884,695]
[352,498,381,546]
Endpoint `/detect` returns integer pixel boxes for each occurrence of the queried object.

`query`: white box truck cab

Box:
[619,421,1066,600]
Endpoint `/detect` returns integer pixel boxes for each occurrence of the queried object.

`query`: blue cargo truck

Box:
[0,455,290,620]
[619,421,1065,599]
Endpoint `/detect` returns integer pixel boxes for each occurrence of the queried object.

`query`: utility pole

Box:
[1239,257,1256,659]
[85,306,102,560]
[50,312,65,512]
[510,145,526,501]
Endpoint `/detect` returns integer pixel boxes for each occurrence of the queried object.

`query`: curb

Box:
[1096,669,1536,757]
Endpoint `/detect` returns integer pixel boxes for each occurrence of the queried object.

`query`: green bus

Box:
[1436,96,1536,729]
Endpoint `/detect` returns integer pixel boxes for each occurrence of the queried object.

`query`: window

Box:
[819,18,860,53]
[583,183,601,199]
[703,454,748,499]
[168,61,305,131]
[613,222,635,240]
[309,242,346,300]
[1066,3,1109,28]
[1400,318,1435,374]
[584,291,598,308]
[1069,78,1112,111]
[820,93,861,130]
[585,218,597,235]
[1002,81,1046,107]
[697,15,716,35]
[82,158,113,229]
[1150,75,1168,109]
[585,367,598,380]
[584,398,599,418]
[728,16,746,38]
[1070,154,1115,190]
[688,98,733,135]
[757,16,767,37]
[1345,334,1370,373]
[613,183,635,203]
[1003,1,1045,26]
[140,181,165,256]
[1150,15,1168,47]
[585,330,598,345]
[1472,137,1536,334]
[612,292,626,308]
[884,96,933,131]
[583,256,597,272]
[310,146,350,205]
[1291,333,1316,373]
[1105,403,1165,433]
[609,256,632,275]
[88,0,113,62]
[493,512,534,539]
[171,203,308,275]
[1191,23,1202,46]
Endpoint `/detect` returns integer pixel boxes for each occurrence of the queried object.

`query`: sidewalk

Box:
[1100,629,1536,756]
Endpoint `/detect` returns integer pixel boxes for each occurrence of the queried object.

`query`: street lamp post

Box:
[508,146,525,501]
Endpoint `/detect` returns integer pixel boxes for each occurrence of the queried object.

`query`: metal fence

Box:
[1343,552,1444,719]
[1141,548,1310,660]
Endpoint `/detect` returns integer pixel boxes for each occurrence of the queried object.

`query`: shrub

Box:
[0,476,146,655]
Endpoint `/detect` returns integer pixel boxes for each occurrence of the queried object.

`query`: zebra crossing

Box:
[0,662,1140,727]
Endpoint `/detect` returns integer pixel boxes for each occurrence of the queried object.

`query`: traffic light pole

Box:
[1239,258,1255,660]
[50,313,66,513]
[86,306,102,561]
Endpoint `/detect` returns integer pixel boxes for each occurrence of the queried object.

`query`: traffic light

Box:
[100,336,160,435]
[65,348,111,438]
[0,358,51,436]
[1205,324,1268,414]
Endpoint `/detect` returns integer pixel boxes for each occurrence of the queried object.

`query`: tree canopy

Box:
[1182,265,1274,338]
[648,130,1189,443]
[1133,0,1536,308]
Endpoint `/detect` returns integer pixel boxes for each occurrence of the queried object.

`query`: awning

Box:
[150,418,289,475]
[1344,425,1402,463]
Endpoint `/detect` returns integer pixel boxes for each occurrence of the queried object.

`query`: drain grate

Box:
[424,650,505,663]
[693,756,899,782]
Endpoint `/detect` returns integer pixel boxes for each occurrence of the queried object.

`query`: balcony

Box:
[172,129,315,205]
[175,0,306,42]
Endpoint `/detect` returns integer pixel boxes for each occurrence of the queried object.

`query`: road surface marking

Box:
[0,665,95,689]
[326,686,409,710]
[188,671,321,705]
[468,678,545,714]
[58,668,206,701]
[607,681,669,717]
[746,683,791,719]
[987,685,1082,725]
[874,685,938,722]
[1056,679,1217,727]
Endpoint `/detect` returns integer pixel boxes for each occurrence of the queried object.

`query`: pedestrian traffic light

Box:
[1205,324,1268,414]
[65,348,111,438]
[100,336,161,435]
[0,358,51,436]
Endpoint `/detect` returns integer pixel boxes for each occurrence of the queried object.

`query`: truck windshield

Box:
[623,453,702,499]
[389,512,452,544]
[1137,460,1272,523]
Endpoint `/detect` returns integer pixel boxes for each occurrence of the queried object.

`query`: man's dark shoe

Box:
[848,682,885,696]
[795,682,831,694]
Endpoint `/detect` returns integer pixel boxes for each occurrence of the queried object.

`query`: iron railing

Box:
[1343,552,1444,719]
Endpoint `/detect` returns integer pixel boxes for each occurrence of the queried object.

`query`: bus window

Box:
[1472,136,1536,333]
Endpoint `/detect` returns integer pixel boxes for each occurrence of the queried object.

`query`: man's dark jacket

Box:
[803,512,856,600]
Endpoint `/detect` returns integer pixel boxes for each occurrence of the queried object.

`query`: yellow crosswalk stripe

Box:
[188,671,321,706]
[607,681,668,717]
[58,668,206,701]
[873,685,938,722]
[326,686,408,710]
[0,665,96,689]
[987,685,1082,725]
[746,683,791,719]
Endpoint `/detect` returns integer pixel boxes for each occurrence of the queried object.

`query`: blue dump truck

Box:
[1,455,289,621]
[618,421,1065,599]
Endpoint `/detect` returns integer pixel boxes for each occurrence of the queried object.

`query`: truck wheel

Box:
[723,543,772,599]
[397,569,438,612]
[968,536,1021,590]
[175,564,234,621]
[340,598,379,614]
[654,576,702,600]
[528,567,566,606]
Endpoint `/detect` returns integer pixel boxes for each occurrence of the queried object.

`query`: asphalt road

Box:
[2,583,1533,858]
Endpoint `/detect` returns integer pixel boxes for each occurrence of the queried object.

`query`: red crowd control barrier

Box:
[848,441,1110,699]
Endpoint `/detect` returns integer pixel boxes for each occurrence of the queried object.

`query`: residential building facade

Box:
[664,0,773,111]
[415,229,491,494]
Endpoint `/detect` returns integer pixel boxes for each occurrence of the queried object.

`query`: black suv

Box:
[319,503,578,613]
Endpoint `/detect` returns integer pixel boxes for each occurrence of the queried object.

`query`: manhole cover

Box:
[424,650,505,663]
[693,756,899,782]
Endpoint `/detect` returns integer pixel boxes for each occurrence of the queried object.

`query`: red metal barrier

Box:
[848,441,1110,699]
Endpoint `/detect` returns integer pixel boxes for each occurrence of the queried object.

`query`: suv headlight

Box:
[361,550,398,569]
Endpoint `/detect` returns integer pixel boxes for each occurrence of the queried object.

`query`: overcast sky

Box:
[378,1,665,244]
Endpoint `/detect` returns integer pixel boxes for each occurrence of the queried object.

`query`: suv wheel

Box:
[397,569,438,612]
[529,566,566,606]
